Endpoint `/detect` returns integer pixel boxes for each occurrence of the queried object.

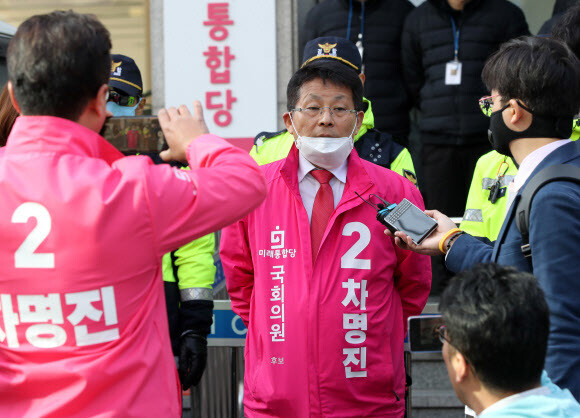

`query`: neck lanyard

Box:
[346,0,353,39]
[450,17,460,61]
[346,0,365,46]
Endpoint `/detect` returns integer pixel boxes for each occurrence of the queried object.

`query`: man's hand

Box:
[178,332,208,390]
[158,100,210,163]
[384,209,458,256]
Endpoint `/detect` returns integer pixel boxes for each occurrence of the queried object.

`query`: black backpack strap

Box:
[515,164,580,259]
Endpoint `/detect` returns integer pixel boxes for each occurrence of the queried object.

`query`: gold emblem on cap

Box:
[318,42,337,54]
[111,61,122,72]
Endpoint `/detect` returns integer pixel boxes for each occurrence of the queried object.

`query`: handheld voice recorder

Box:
[356,193,438,245]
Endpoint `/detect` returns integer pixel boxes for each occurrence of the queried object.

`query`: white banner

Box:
[164,0,278,139]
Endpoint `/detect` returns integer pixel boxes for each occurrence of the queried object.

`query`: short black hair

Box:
[7,10,112,121]
[439,263,549,393]
[481,36,580,118]
[0,84,19,147]
[286,60,363,112]
[551,4,580,59]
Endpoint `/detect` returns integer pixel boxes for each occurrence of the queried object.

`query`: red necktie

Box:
[310,169,335,262]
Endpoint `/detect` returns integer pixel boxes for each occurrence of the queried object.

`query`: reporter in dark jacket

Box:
[302,0,415,143]
[401,0,529,216]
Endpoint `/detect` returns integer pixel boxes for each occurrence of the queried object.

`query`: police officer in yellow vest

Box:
[161,168,216,390]
[461,5,580,242]
[461,120,579,241]
[250,36,417,184]
[107,55,216,390]
[460,150,517,240]
[162,232,216,390]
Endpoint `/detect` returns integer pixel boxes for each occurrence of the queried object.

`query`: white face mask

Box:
[289,113,357,170]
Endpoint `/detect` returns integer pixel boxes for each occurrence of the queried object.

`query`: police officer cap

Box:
[301,36,361,73]
[109,54,143,97]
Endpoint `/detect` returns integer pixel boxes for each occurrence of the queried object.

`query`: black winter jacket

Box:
[302,0,415,138]
[401,0,529,145]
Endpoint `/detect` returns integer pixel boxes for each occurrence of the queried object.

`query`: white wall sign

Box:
[164,1,278,140]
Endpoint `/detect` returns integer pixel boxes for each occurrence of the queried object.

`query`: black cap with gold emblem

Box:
[109,54,143,97]
[301,36,362,73]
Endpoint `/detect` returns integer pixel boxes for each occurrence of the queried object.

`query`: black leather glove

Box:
[178,332,208,390]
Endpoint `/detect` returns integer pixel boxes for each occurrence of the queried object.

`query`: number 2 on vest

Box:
[11,202,55,269]
[341,222,371,270]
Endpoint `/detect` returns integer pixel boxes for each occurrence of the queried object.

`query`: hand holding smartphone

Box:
[157,101,210,163]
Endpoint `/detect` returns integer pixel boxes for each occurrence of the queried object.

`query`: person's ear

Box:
[507,98,532,131]
[92,84,109,119]
[7,82,21,114]
[355,110,364,135]
[359,73,366,86]
[509,98,524,124]
[283,112,296,138]
[451,350,470,383]
[501,99,517,129]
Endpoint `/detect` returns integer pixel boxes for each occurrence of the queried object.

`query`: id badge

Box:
[445,60,462,85]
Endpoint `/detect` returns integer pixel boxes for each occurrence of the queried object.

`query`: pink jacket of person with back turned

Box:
[221,146,431,417]
[0,116,266,417]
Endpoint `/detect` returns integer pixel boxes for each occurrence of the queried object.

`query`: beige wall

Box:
[0,1,150,99]
[511,0,556,34]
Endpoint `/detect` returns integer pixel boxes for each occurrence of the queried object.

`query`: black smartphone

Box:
[378,199,438,245]
[102,116,166,153]
[407,315,443,352]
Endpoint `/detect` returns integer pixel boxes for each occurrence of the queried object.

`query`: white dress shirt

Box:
[297,153,348,224]
[476,386,550,417]
[505,139,571,213]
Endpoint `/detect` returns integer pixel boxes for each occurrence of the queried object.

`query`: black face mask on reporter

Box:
[488,100,573,161]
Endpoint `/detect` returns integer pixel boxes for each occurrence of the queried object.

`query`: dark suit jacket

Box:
[447,140,580,400]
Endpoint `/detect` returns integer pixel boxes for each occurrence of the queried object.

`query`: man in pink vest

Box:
[0,11,266,417]
[221,59,431,417]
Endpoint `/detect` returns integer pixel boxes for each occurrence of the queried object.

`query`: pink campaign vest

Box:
[0,116,266,417]
[221,146,431,418]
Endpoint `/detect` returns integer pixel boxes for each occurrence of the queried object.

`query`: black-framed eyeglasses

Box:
[291,106,357,119]
[108,90,140,107]
[478,94,500,117]
[478,95,534,118]
[437,324,450,345]
[437,325,471,365]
